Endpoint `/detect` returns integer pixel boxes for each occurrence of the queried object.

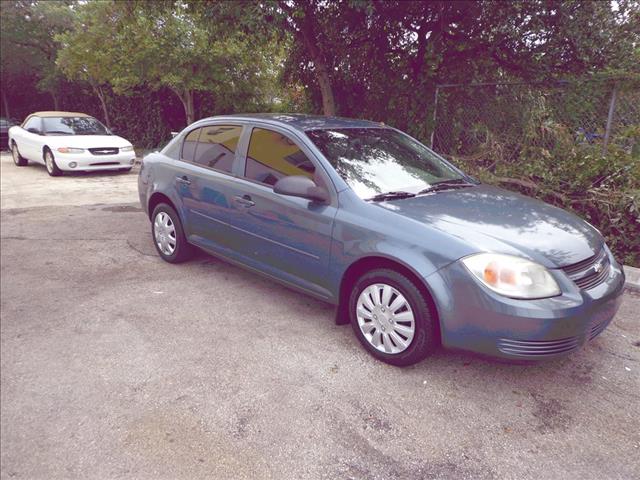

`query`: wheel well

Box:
[148,192,176,219]
[42,145,51,157]
[336,256,441,338]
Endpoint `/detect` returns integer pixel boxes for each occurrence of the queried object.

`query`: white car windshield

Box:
[42,117,109,136]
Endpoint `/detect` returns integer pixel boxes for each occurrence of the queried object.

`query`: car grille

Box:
[89,162,120,166]
[561,247,610,290]
[89,147,119,155]
[497,337,582,357]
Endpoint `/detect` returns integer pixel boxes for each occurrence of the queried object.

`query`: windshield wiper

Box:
[366,191,416,202]
[44,130,73,135]
[418,179,475,195]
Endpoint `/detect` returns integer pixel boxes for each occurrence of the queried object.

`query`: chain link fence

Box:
[431,79,640,164]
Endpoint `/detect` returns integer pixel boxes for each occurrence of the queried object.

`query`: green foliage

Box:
[54,0,284,125]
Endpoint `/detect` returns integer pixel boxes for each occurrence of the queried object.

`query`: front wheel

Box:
[151,203,193,263]
[349,269,438,366]
[44,149,62,176]
[12,143,28,166]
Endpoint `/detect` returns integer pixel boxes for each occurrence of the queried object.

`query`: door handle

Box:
[176,175,191,185]
[233,194,255,208]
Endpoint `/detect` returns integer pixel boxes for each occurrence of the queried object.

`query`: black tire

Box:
[348,268,438,366]
[44,148,62,176]
[151,203,193,263]
[11,142,28,166]
[119,167,133,173]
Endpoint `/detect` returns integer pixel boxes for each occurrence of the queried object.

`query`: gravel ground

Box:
[1,153,639,479]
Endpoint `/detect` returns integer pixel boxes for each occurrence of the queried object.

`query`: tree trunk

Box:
[93,85,111,129]
[1,88,10,119]
[51,91,60,111]
[298,13,336,116]
[184,89,195,125]
[172,88,195,126]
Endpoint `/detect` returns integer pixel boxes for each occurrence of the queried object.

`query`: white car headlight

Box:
[461,253,560,299]
[57,147,84,153]
[120,145,134,152]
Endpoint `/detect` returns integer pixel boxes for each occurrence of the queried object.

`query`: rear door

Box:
[174,124,248,253]
[225,126,338,298]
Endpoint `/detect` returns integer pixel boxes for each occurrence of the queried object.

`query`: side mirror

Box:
[171,131,179,138]
[27,127,41,135]
[274,175,329,203]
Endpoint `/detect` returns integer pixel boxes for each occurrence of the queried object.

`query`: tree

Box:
[0,0,74,114]
[56,1,124,127]
[58,1,278,126]
[198,0,338,116]
[277,0,639,136]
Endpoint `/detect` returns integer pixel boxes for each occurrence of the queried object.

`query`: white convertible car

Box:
[8,111,136,176]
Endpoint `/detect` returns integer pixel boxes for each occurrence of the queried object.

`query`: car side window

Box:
[23,117,41,132]
[193,125,242,174]
[245,128,321,187]
[182,128,201,162]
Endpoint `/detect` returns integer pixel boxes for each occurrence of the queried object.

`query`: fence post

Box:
[430,86,439,149]
[602,82,618,155]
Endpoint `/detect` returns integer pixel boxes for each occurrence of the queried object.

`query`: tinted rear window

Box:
[193,125,241,173]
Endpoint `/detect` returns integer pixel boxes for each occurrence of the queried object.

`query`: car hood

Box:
[43,134,131,148]
[376,184,602,268]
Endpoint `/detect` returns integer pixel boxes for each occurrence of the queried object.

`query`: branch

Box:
[494,176,569,204]
[9,39,55,59]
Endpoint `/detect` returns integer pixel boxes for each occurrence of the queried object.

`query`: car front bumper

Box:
[430,248,626,360]
[55,151,136,171]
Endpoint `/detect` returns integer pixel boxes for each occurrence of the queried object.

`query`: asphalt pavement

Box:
[1,152,639,479]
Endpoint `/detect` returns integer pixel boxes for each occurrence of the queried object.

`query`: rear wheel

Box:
[44,149,62,176]
[349,268,438,366]
[151,203,193,263]
[12,143,27,166]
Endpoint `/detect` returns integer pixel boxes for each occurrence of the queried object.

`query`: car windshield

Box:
[306,128,466,199]
[42,116,109,135]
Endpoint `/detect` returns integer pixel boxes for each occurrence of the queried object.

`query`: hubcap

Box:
[356,283,415,354]
[45,152,53,172]
[12,145,19,164]
[154,212,177,256]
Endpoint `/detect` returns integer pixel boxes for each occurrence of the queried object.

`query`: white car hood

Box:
[43,134,132,149]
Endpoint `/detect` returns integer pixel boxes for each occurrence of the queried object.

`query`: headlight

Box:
[120,145,134,152]
[57,147,84,153]
[461,253,560,299]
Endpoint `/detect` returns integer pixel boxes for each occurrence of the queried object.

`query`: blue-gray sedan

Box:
[138,114,625,366]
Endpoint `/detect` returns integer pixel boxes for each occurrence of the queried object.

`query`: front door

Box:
[227,126,337,298]
[20,116,43,161]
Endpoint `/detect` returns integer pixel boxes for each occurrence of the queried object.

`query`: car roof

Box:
[208,113,387,132]
[30,111,91,118]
